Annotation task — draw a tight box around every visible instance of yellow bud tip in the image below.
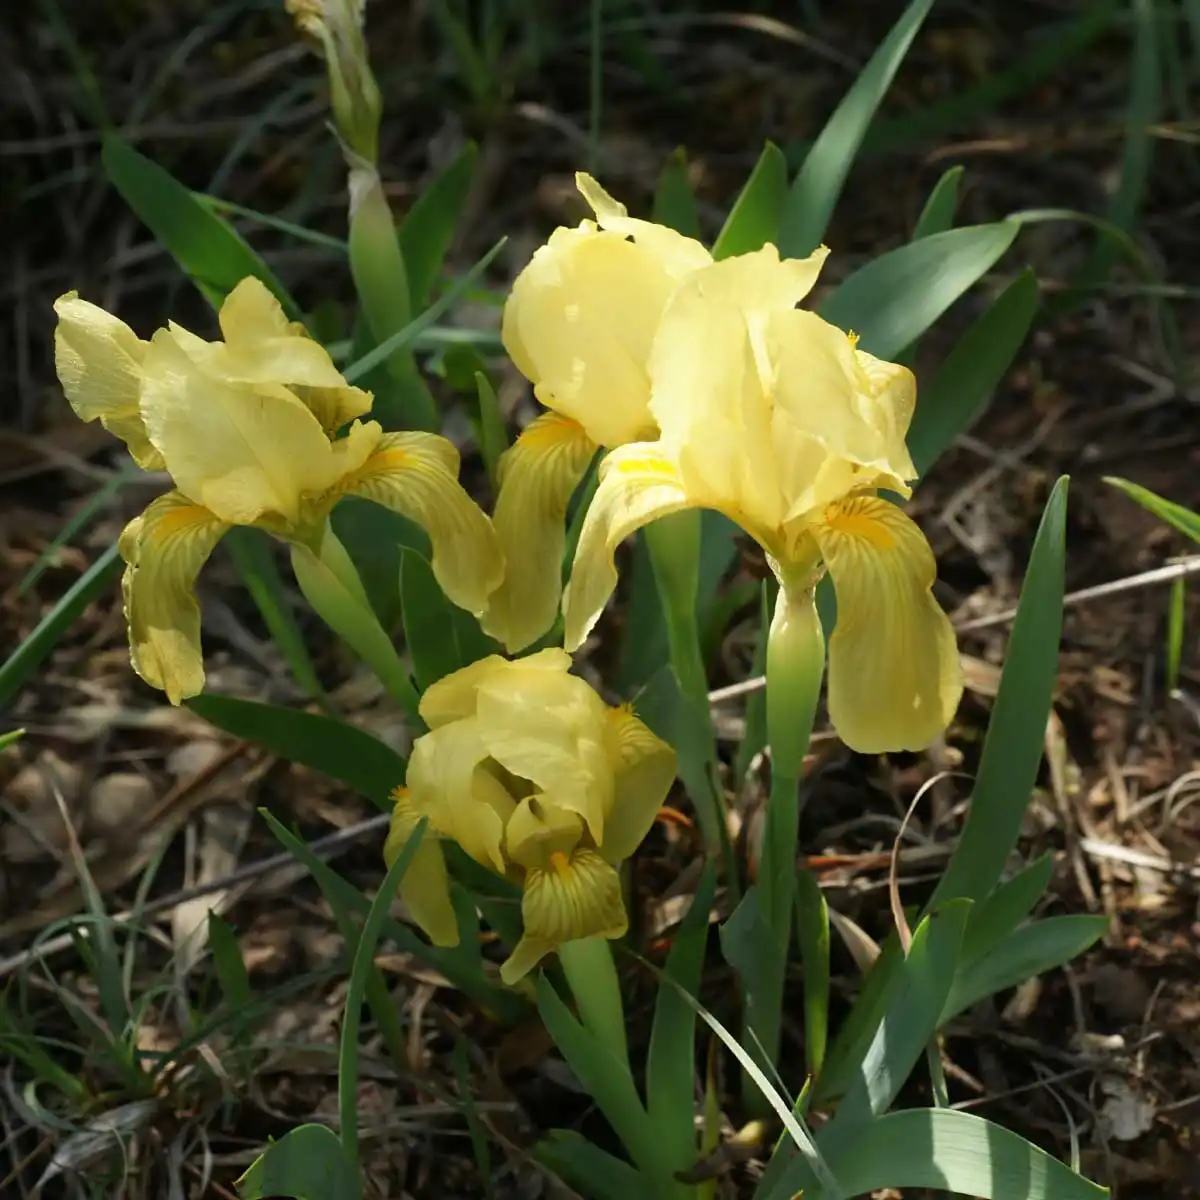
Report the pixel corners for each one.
[549,850,573,880]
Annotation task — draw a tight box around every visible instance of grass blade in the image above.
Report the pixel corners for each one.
[0,543,121,710]
[820,222,1018,359]
[778,0,935,257]
[912,166,964,240]
[930,478,1069,910]
[713,142,788,260]
[653,147,702,238]
[188,693,406,810]
[907,268,1040,477]
[102,135,295,314]
[1105,477,1200,543]
[646,866,715,1176]
[223,528,328,708]
[338,819,426,1186]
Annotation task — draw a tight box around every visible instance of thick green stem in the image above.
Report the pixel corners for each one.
[750,587,825,1076]
[558,936,629,1068]
[644,513,733,878]
[291,526,422,723]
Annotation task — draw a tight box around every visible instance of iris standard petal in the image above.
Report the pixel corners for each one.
[504,795,586,871]
[384,788,459,947]
[500,848,627,984]
[813,495,963,753]
[474,665,614,843]
[405,719,513,873]
[648,284,783,531]
[501,223,674,447]
[562,443,695,652]
[479,414,597,653]
[118,491,229,704]
[53,293,163,470]
[338,431,503,616]
[418,648,572,729]
[575,173,712,279]
[213,278,373,433]
[140,331,346,524]
[599,705,676,864]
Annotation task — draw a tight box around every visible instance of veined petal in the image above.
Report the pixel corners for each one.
[500,848,627,984]
[600,705,676,864]
[339,431,503,616]
[649,283,784,531]
[140,331,347,524]
[475,665,614,843]
[419,648,572,729]
[575,173,712,279]
[480,414,597,653]
[118,491,229,704]
[53,293,163,470]
[384,788,458,947]
[562,443,695,652]
[406,718,515,873]
[813,495,963,753]
[502,223,672,447]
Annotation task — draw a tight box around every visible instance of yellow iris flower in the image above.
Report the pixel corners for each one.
[53,277,502,704]
[383,649,675,983]
[481,173,723,653]
[559,249,963,754]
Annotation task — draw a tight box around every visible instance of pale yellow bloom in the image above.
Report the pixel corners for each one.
[561,254,963,754]
[54,277,502,704]
[482,173,723,654]
[383,649,675,983]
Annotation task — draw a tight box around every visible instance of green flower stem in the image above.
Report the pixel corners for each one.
[644,512,733,875]
[755,587,825,1072]
[348,165,439,432]
[291,526,422,723]
[558,936,629,1069]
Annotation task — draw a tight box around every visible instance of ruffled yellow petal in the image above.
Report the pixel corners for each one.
[213,277,372,434]
[682,244,829,385]
[500,848,627,984]
[600,705,676,864]
[501,223,672,447]
[575,173,712,279]
[384,788,458,947]
[812,495,963,753]
[767,310,916,515]
[479,414,598,653]
[562,443,695,652]
[140,330,355,525]
[474,663,614,843]
[418,648,571,729]
[406,718,514,872]
[339,431,503,616]
[648,282,783,532]
[118,491,229,704]
[53,293,163,470]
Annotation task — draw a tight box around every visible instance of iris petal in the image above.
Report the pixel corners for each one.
[562,443,694,651]
[118,491,229,704]
[480,414,597,653]
[813,495,962,752]
[53,293,162,470]
[384,788,458,947]
[340,431,503,616]
[500,848,627,983]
